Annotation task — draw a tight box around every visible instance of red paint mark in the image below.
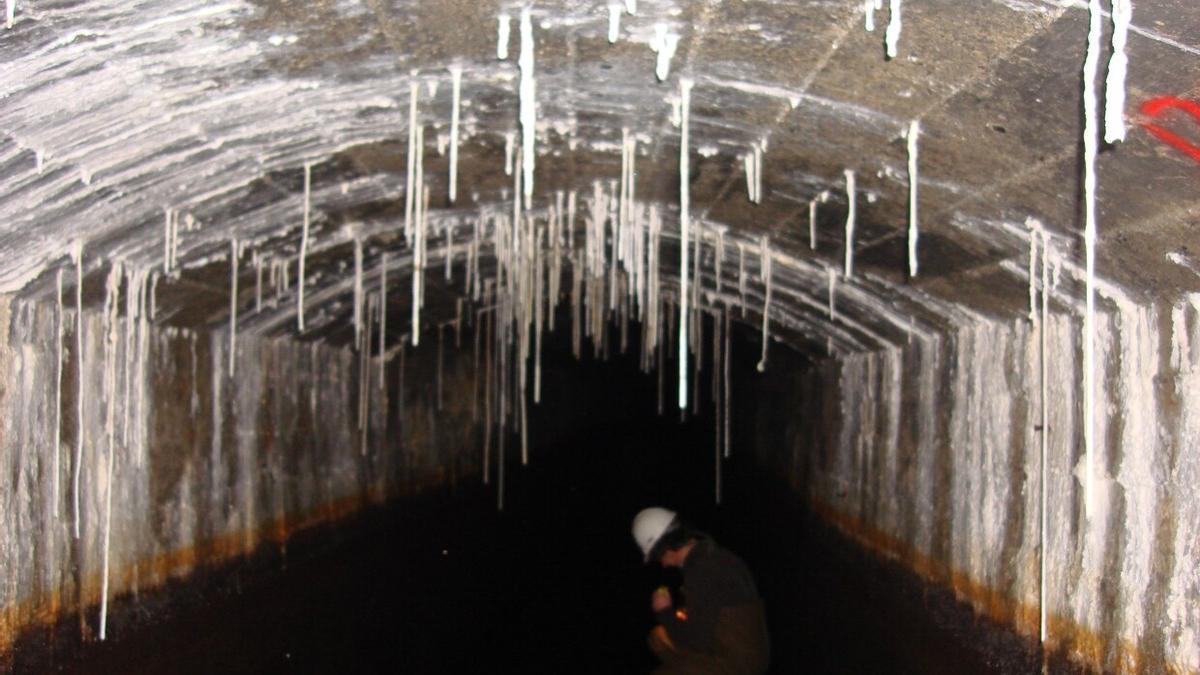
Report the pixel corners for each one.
[1140,96,1200,164]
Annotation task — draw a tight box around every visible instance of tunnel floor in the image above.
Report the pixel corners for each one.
[18,338,1048,674]
[23,442,1045,673]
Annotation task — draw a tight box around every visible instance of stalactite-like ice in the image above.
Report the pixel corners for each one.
[608,4,621,43]
[53,269,64,510]
[844,169,857,279]
[298,161,312,330]
[353,238,363,344]
[405,78,419,245]
[1082,0,1102,517]
[864,0,879,32]
[1027,218,1042,321]
[449,65,463,203]
[907,120,920,277]
[497,13,511,60]
[678,77,693,410]
[379,252,388,388]
[809,198,818,250]
[757,236,772,373]
[72,242,84,540]
[1039,227,1051,645]
[885,0,902,59]
[6,0,15,28]
[827,266,838,320]
[651,23,680,82]
[229,239,239,377]
[1104,0,1132,143]
[519,8,536,208]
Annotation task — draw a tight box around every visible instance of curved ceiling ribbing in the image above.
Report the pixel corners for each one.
[3,0,1200,355]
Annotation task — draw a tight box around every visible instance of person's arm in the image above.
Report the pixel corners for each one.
[654,571,724,650]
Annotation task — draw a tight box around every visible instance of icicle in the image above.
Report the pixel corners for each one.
[1104,0,1132,143]
[449,65,463,203]
[723,306,731,458]
[608,4,621,43]
[745,142,763,203]
[714,311,722,505]
[743,154,754,203]
[737,243,747,314]
[71,245,84,540]
[808,199,818,250]
[404,77,419,245]
[1027,218,1042,321]
[885,0,902,59]
[353,238,364,344]
[497,13,511,60]
[298,161,312,330]
[907,120,920,277]
[1039,227,1051,645]
[843,169,856,279]
[53,269,64,510]
[757,236,772,373]
[651,24,680,82]
[379,252,388,388]
[625,0,636,14]
[162,208,173,273]
[827,266,838,320]
[1082,0,1101,518]
[519,7,536,208]
[678,78,693,410]
[229,239,238,377]
[504,131,515,176]
[864,0,880,32]
[413,131,425,349]
[253,256,263,313]
[5,0,13,28]
[98,262,122,641]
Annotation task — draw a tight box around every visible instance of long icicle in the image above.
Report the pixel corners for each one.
[1104,0,1132,143]
[72,242,84,539]
[404,76,419,245]
[379,252,388,388]
[678,77,693,410]
[843,169,856,279]
[723,305,731,459]
[98,263,122,641]
[229,239,238,377]
[1082,0,1101,518]
[757,236,772,372]
[885,0,902,59]
[53,269,64,511]
[1039,228,1051,645]
[497,13,511,60]
[298,161,312,330]
[449,65,463,202]
[907,120,920,277]
[519,7,536,209]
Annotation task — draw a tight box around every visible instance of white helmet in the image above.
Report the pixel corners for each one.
[632,507,678,562]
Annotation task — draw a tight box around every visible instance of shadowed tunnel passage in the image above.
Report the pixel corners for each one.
[15,328,1043,674]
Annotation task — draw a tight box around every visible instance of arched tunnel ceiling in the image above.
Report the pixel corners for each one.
[3,0,1200,355]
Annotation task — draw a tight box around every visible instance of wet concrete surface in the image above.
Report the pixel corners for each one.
[13,340,1056,674]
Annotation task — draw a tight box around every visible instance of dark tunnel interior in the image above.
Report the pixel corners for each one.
[13,322,1051,674]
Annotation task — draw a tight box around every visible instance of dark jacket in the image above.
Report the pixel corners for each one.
[649,538,770,675]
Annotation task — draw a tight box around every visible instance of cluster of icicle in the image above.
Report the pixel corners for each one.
[35,0,1140,644]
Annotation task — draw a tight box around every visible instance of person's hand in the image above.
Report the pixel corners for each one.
[651,586,672,612]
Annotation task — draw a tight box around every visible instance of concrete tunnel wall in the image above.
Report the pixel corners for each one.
[745,300,1200,674]
[0,294,481,652]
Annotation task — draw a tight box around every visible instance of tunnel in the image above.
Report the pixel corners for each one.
[1,0,1198,672]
